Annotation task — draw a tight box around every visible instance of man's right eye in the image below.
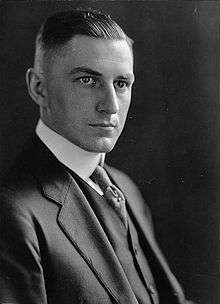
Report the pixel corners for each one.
[78,77,96,85]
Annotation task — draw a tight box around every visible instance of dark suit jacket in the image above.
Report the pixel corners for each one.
[0,135,190,304]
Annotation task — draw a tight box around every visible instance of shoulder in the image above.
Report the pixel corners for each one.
[0,146,41,209]
[0,134,60,208]
[0,137,56,223]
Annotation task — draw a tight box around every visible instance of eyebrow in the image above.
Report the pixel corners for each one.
[69,66,135,81]
[69,66,102,77]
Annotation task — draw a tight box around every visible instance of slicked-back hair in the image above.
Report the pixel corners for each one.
[34,8,133,72]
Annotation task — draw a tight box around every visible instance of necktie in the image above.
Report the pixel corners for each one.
[91,165,128,228]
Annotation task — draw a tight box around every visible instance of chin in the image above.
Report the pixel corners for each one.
[84,138,117,154]
[87,145,115,154]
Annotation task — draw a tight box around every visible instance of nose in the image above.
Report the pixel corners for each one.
[96,85,119,114]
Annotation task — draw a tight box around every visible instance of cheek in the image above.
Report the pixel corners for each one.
[68,88,96,111]
[119,95,131,116]
[49,88,80,115]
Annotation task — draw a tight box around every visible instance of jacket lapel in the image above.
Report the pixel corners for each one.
[27,136,138,304]
[56,178,138,304]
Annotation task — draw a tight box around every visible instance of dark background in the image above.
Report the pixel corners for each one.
[0,1,219,303]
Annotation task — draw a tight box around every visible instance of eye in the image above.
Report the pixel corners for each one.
[114,80,129,90]
[79,77,96,85]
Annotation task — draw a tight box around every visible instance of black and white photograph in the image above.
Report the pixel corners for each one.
[0,1,218,303]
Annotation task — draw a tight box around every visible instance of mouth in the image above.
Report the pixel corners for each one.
[89,122,117,129]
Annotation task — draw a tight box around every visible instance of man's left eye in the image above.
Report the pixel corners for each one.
[114,80,128,89]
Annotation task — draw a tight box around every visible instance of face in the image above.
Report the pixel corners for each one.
[43,35,134,153]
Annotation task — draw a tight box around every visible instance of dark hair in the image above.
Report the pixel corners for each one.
[36,8,133,51]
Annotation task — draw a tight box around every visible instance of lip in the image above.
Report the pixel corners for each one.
[89,122,117,128]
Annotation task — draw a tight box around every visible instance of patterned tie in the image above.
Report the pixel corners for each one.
[91,165,128,228]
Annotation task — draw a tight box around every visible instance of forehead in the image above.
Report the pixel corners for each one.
[49,35,133,76]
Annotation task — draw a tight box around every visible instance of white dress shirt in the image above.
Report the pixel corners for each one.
[36,119,104,195]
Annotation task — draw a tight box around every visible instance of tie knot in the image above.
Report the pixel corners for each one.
[91,165,113,192]
[92,165,125,204]
[91,165,127,228]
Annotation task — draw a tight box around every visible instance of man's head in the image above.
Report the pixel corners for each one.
[26,8,134,153]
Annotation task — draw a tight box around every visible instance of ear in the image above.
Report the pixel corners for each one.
[26,68,48,107]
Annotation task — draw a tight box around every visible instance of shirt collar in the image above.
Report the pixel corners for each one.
[35,119,105,181]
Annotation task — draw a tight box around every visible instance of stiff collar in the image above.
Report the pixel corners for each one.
[36,119,105,182]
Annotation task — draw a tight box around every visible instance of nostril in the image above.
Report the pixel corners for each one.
[96,99,119,115]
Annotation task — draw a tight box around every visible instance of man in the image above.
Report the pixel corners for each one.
[0,8,194,304]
